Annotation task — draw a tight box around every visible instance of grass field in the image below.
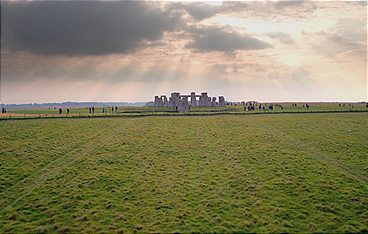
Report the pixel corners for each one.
[0,113,367,232]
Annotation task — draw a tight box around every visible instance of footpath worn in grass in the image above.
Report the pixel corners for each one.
[0,113,367,232]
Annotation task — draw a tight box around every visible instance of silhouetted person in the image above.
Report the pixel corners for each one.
[112,107,114,113]
[1,108,4,114]
[92,106,95,114]
[306,104,310,109]
[102,107,105,113]
[58,108,62,114]
[67,108,70,114]
[244,106,246,111]
[115,106,118,112]
[339,103,341,107]
[89,107,92,113]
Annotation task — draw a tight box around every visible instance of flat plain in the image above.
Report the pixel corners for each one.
[0,113,367,233]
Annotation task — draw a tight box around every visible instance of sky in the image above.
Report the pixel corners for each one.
[1,1,367,104]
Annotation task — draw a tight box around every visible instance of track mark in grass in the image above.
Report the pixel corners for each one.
[257,121,368,186]
[0,121,130,211]
[0,129,104,195]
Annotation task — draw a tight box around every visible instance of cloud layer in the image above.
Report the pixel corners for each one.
[1,1,181,56]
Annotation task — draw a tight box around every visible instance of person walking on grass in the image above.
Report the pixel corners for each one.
[59,108,62,114]
[92,106,95,114]
[67,109,70,114]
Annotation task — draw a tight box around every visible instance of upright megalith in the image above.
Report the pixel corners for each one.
[169,92,180,108]
[190,92,197,107]
[162,95,168,107]
[178,96,190,113]
[218,96,225,106]
[211,97,217,107]
[199,92,209,107]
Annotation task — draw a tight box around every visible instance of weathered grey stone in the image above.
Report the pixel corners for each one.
[190,92,197,107]
[169,92,180,108]
[218,96,225,106]
[211,97,217,107]
[178,96,190,113]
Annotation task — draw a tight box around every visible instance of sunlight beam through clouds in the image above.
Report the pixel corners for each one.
[1,1,367,103]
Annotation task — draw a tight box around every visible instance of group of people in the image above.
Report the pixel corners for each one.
[244,103,275,111]
[1,108,7,114]
[57,108,70,114]
[89,106,119,114]
[102,106,118,114]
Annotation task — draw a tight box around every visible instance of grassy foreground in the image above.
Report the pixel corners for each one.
[0,113,367,232]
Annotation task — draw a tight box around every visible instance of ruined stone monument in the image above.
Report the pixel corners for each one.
[154,92,225,112]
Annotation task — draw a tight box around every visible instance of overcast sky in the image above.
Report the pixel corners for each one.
[1,1,367,104]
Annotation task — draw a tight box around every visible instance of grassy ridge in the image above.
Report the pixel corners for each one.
[0,113,367,232]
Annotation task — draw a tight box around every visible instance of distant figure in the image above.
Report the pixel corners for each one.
[343,103,345,107]
[92,106,95,114]
[281,106,284,110]
[58,108,62,114]
[1,108,4,114]
[339,103,341,107]
[262,106,265,111]
[112,107,114,113]
[102,107,105,113]
[259,105,262,110]
[351,105,354,110]
[89,107,92,113]
[67,108,70,114]
[306,104,310,110]
[303,104,305,108]
[366,103,368,108]
[244,106,246,111]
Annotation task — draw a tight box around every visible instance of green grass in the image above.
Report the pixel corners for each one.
[0,113,367,232]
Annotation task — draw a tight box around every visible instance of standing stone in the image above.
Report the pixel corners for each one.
[199,92,209,107]
[154,96,159,107]
[211,97,217,107]
[218,96,225,106]
[178,97,190,113]
[190,92,197,107]
[161,95,168,107]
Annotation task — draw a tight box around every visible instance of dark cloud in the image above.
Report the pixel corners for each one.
[186,26,272,53]
[1,1,182,56]
[265,32,294,44]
